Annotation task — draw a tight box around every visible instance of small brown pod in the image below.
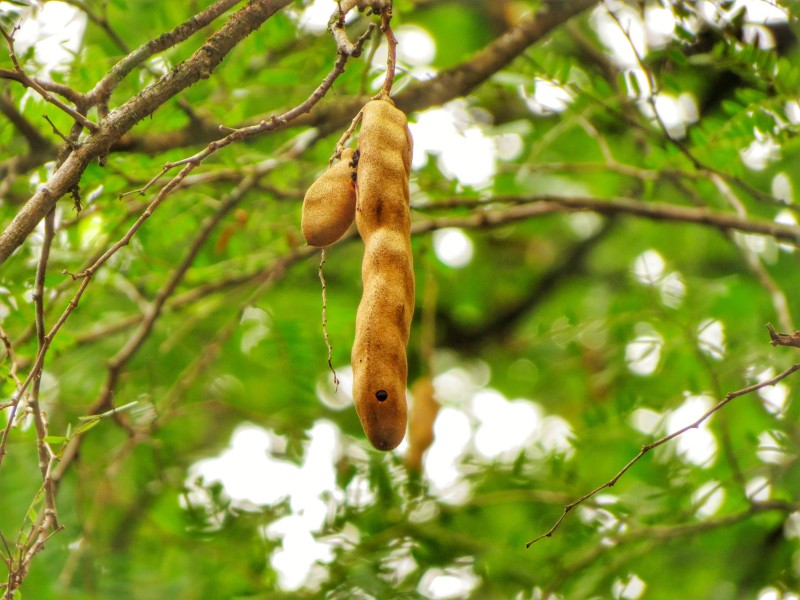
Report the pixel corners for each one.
[351,98,415,451]
[405,376,439,471]
[301,147,357,247]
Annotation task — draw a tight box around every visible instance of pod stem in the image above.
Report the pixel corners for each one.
[319,248,340,390]
[331,3,396,164]
[331,109,364,165]
[378,5,397,99]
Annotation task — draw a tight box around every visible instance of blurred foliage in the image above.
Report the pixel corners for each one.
[1,0,800,598]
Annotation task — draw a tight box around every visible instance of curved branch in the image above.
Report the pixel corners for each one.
[527,362,800,546]
[0,0,293,265]
[0,70,86,106]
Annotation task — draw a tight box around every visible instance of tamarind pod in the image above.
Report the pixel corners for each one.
[405,376,439,471]
[301,147,357,247]
[352,98,414,451]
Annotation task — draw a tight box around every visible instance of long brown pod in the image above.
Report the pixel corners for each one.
[351,97,414,450]
[301,147,357,247]
[405,376,439,470]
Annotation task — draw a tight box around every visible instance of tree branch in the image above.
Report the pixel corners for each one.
[412,195,800,245]
[0,0,292,265]
[86,0,243,117]
[33,39,365,488]
[123,21,373,203]
[767,323,800,349]
[94,174,261,416]
[55,192,800,355]
[527,361,800,546]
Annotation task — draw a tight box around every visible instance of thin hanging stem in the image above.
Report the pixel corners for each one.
[319,248,339,389]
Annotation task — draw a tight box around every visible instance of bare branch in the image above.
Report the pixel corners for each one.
[57,192,800,355]
[0,0,293,265]
[411,195,800,245]
[42,114,79,148]
[0,68,86,106]
[87,0,244,116]
[93,173,261,415]
[527,361,800,546]
[121,24,372,203]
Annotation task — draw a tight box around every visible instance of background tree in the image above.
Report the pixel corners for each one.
[1,0,800,598]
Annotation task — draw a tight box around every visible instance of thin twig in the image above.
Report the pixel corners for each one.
[0,25,96,131]
[410,195,800,245]
[42,115,80,148]
[2,37,366,418]
[0,67,86,105]
[93,173,261,416]
[86,0,243,116]
[332,109,365,163]
[767,323,800,349]
[527,361,800,546]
